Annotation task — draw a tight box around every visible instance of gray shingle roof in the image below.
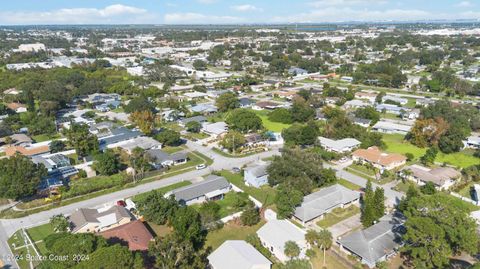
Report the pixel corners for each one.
[69,205,131,232]
[147,149,188,164]
[245,163,269,178]
[165,175,230,203]
[294,184,360,223]
[208,240,272,269]
[338,214,404,266]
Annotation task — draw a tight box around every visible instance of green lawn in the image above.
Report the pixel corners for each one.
[383,134,478,168]
[205,220,265,250]
[215,192,249,217]
[26,223,54,242]
[338,178,362,191]
[393,180,412,193]
[251,110,291,132]
[32,133,61,142]
[347,163,376,176]
[311,249,353,269]
[220,171,277,206]
[161,146,184,154]
[316,205,360,228]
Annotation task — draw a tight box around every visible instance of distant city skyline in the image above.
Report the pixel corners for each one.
[0,0,479,25]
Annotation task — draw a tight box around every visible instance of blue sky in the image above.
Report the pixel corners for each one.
[0,0,478,25]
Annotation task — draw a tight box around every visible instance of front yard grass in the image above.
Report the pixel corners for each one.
[205,220,265,250]
[338,178,362,191]
[32,133,61,142]
[316,205,360,228]
[347,163,376,176]
[393,180,412,193]
[311,248,353,269]
[219,170,277,206]
[26,223,54,242]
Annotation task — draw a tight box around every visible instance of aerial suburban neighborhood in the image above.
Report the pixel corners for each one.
[1,1,480,269]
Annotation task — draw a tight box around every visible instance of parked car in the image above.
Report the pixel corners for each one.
[116,200,126,207]
[232,167,241,173]
[196,164,207,170]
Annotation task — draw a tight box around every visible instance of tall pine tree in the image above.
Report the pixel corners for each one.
[361,180,376,227]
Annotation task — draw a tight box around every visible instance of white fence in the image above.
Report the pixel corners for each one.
[451,192,480,206]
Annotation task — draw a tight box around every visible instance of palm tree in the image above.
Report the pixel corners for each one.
[284,240,300,260]
[305,230,319,248]
[318,229,333,267]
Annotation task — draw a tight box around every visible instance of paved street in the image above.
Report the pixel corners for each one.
[0,142,280,268]
[0,142,403,268]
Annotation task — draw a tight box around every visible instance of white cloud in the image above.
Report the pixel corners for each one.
[456,1,473,7]
[0,4,153,25]
[197,0,217,4]
[231,4,263,12]
[164,12,245,24]
[270,8,450,23]
[309,0,387,8]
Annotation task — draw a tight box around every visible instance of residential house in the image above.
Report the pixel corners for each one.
[318,137,361,153]
[400,165,461,190]
[190,103,218,114]
[294,184,360,225]
[351,117,372,128]
[352,146,407,171]
[338,214,405,268]
[256,219,308,262]
[69,205,132,233]
[371,121,412,135]
[33,154,78,194]
[208,240,272,269]
[343,100,371,110]
[147,149,188,169]
[382,95,408,105]
[164,175,231,205]
[179,115,207,127]
[288,67,308,76]
[244,162,269,188]
[375,104,405,115]
[98,127,142,150]
[465,135,480,149]
[99,220,153,251]
[239,97,255,108]
[4,143,50,157]
[401,109,420,120]
[245,133,267,147]
[355,91,377,104]
[253,101,283,111]
[7,102,27,113]
[202,122,228,138]
[0,134,32,147]
[110,136,162,154]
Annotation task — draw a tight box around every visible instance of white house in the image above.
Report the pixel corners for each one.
[256,220,308,263]
[318,137,361,153]
[208,240,272,269]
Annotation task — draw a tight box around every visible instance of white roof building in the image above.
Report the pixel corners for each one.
[318,137,361,153]
[208,240,272,269]
[256,220,308,262]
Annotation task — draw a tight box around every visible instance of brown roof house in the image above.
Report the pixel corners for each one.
[6,102,27,113]
[400,164,461,190]
[4,144,50,157]
[352,147,406,172]
[99,220,153,251]
[69,205,132,233]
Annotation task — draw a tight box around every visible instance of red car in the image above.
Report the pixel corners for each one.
[116,200,126,207]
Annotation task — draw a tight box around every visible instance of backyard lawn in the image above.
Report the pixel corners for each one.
[316,205,360,228]
[251,110,291,132]
[32,133,61,142]
[220,171,277,206]
[311,248,353,269]
[205,220,265,250]
[383,133,479,168]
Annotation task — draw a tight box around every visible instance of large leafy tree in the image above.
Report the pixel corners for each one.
[129,110,156,135]
[65,123,98,158]
[170,206,204,247]
[215,92,239,112]
[267,147,333,191]
[148,233,209,269]
[94,150,121,176]
[136,191,179,225]
[275,184,303,219]
[77,245,144,269]
[0,154,47,199]
[219,131,246,153]
[284,241,301,259]
[226,109,263,133]
[400,192,479,268]
[155,129,181,146]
